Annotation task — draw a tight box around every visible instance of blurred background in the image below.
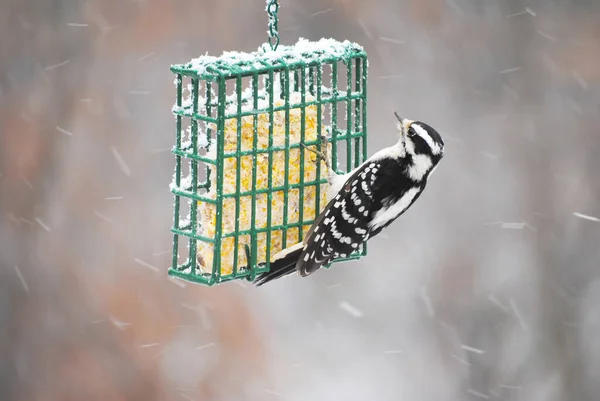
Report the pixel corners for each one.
[1,0,600,400]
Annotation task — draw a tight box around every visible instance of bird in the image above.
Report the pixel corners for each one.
[253,112,445,286]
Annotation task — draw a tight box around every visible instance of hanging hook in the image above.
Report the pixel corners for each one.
[266,0,280,51]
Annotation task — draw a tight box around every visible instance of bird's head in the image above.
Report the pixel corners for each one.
[394,112,444,160]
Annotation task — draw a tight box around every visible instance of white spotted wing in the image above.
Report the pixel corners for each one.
[296,161,384,276]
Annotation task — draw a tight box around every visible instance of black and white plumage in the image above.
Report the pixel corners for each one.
[253,114,444,286]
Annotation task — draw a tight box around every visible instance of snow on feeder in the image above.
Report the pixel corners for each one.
[169,0,368,285]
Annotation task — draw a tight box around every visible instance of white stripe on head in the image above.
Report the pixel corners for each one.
[412,123,442,155]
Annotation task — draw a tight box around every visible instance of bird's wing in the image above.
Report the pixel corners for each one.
[296,160,384,277]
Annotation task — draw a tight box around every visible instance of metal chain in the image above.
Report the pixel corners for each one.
[266,0,280,51]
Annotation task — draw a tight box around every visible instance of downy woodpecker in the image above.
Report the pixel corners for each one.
[254,113,444,285]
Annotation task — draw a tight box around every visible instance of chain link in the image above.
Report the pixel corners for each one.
[266,0,280,51]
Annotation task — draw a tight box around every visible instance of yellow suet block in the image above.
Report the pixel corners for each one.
[197,93,331,275]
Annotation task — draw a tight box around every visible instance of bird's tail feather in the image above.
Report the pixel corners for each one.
[253,243,304,286]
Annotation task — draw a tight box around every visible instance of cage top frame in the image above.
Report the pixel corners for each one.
[170,38,366,80]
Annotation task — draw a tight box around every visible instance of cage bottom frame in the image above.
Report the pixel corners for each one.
[168,243,366,286]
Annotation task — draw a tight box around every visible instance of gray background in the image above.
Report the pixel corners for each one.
[1,0,600,400]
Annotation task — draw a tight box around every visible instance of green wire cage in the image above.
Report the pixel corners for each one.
[168,1,368,286]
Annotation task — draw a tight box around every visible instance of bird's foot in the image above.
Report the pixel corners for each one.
[301,136,331,170]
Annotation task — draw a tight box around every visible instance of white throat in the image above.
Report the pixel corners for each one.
[407,154,433,181]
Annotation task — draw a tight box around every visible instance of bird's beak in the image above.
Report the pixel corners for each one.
[394,111,404,137]
[394,111,411,150]
[393,111,413,135]
[394,111,403,124]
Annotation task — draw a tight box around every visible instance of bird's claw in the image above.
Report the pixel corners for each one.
[301,137,331,170]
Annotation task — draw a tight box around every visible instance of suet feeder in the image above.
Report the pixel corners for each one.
[169,0,368,285]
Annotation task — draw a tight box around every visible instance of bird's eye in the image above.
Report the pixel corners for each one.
[407,128,416,138]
